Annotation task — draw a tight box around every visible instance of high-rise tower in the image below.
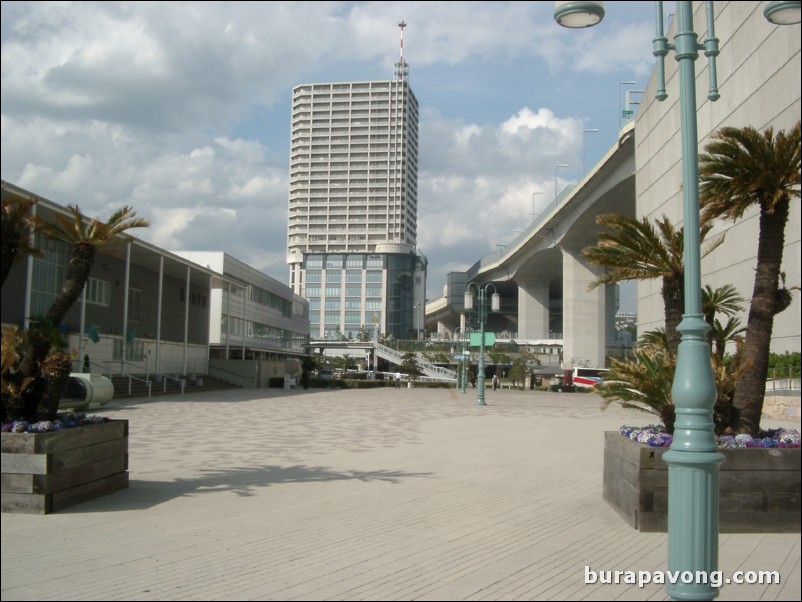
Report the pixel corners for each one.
[286,23,425,341]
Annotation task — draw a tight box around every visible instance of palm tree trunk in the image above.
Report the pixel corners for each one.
[45,242,94,327]
[733,203,789,435]
[1,217,21,287]
[662,275,684,357]
[14,242,96,421]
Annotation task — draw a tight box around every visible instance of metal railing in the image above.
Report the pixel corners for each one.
[374,342,456,380]
[125,374,152,398]
[161,374,186,395]
[103,359,151,379]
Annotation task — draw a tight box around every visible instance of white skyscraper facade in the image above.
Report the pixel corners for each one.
[286,77,426,341]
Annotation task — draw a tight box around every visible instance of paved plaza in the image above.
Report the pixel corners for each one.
[2,386,800,601]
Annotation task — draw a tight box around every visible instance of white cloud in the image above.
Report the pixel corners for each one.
[2,0,656,295]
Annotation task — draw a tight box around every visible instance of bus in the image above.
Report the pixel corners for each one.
[550,367,608,392]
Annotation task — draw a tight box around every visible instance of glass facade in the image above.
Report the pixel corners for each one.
[303,251,424,340]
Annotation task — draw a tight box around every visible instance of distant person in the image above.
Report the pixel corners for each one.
[83,354,90,372]
[492,375,499,390]
[395,371,402,389]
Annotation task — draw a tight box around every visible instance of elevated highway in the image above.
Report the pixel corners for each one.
[425,123,636,369]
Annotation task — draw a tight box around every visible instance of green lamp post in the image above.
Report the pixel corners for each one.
[555,1,800,600]
[464,282,500,406]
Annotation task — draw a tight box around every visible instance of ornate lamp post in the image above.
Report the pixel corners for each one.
[464,282,500,406]
[555,2,799,600]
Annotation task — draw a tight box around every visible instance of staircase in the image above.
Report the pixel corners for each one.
[374,343,456,381]
[110,374,239,399]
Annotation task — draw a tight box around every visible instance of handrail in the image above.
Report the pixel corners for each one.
[104,359,150,379]
[374,342,456,380]
[161,374,186,395]
[125,374,152,398]
[208,364,257,388]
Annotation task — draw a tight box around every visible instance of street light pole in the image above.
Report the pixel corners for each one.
[554,163,569,201]
[618,80,637,128]
[465,282,500,406]
[554,1,800,599]
[532,191,544,222]
[654,7,725,598]
[582,128,599,176]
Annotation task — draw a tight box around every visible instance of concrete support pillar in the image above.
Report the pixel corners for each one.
[517,279,550,339]
[562,249,606,368]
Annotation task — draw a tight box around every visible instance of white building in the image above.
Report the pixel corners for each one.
[174,251,310,387]
[285,75,426,341]
[1,181,311,388]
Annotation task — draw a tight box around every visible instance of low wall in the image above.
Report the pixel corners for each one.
[603,431,801,533]
[762,394,801,422]
[1,420,129,514]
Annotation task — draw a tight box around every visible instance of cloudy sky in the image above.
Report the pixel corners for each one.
[1,1,664,310]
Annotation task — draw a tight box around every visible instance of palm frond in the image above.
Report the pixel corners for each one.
[700,121,801,223]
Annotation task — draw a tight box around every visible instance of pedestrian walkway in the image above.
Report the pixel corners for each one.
[2,387,799,601]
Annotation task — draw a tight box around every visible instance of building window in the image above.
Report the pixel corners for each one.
[346,255,364,268]
[30,237,67,318]
[86,277,111,307]
[128,288,143,322]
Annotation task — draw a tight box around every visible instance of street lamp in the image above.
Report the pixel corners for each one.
[617,80,637,128]
[554,163,569,201]
[555,2,799,600]
[764,1,801,24]
[464,282,500,406]
[582,128,599,176]
[532,191,544,222]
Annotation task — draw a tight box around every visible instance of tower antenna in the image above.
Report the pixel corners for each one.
[394,21,409,81]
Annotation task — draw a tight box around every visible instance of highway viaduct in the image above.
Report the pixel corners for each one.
[425,123,636,370]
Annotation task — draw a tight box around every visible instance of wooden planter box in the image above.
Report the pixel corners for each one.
[1,420,128,514]
[603,431,801,532]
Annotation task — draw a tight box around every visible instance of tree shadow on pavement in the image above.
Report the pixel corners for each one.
[65,465,434,512]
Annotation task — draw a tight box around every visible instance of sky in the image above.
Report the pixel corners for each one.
[1,1,668,312]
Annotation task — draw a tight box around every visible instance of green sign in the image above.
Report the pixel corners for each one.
[469,332,496,347]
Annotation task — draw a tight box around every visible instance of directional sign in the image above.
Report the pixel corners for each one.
[469,332,496,347]
[452,354,467,360]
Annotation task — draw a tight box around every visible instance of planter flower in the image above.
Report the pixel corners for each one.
[618,424,801,449]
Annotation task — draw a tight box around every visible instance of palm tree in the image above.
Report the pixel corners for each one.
[6,204,149,422]
[583,214,722,357]
[699,121,801,436]
[599,326,747,435]
[702,284,746,361]
[1,192,44,287]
